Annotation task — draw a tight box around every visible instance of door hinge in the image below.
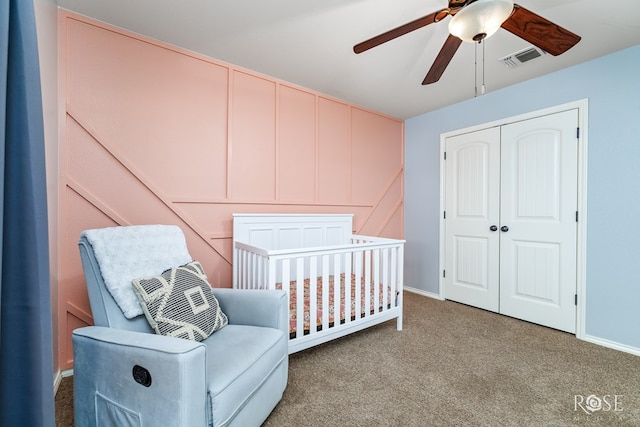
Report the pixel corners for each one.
[576,211,579,222]
[444,152,447,160]
[575,294,578,305]
[443,211,446,219]
[576,127,580,139]
[443,270,446,278]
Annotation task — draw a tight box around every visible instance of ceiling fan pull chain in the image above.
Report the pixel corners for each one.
[474,40,478,97]
[474,39,487,97]
[481,39,486,95]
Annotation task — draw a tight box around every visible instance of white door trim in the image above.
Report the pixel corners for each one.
[438,99,588,340]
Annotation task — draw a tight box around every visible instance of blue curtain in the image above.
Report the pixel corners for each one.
[0,0,55,425]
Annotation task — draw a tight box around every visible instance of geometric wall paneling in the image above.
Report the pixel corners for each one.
[230,71,277,201]
[278,85,317,202]
[59,11,403,369]
[318,97,350,204]
[357,171,404,238]
[350,107,404,204]
[66,18,229,201]
[381,206,404,239]
[65,114,227,273]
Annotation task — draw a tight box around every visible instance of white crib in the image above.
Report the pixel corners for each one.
[233,214,405,354]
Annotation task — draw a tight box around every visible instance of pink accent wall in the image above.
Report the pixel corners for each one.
[57,11,404,369]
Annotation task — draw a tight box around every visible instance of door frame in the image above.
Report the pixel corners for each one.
[438,99,589,340]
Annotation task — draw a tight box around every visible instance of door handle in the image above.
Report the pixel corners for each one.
[490,225,498,232]
[500,225,509,232]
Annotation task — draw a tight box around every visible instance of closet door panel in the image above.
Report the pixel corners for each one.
[444,128,501,312]
[499,109,578,333]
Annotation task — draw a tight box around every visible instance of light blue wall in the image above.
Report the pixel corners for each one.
[405,44,640,349]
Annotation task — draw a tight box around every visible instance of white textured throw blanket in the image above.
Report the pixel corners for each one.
[82,225,192,319]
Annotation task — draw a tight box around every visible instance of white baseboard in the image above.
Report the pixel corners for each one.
[54,368,74,396]
[582,334,640,357]
[404,286,443,300]
[54,370,62,394]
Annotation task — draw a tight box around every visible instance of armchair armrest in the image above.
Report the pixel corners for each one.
[212,288,288,336]
[72,326,207,427]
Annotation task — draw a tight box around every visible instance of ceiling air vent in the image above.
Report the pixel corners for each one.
[499,46,546,68]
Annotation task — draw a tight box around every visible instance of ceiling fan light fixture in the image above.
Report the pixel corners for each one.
[448,0,514,42]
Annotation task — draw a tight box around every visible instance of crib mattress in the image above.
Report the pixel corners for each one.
[276,273,392,339]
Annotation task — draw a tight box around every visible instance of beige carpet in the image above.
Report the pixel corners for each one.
[56,292,640,426]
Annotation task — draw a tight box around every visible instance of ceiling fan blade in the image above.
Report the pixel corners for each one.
[354,11,439,54]
[422,34,462,85]
[501,4,581,56]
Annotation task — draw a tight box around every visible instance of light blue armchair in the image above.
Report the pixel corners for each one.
[72,225,288,427]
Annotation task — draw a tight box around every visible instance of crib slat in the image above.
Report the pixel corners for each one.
[262,256,267,289]
[309,256,318,336]
[280,258,291,337]
[239,249,246,289]
[235,249,241,289]
[354,250,362,320]
[245,250,252,289]
[382,248,389,310]
[390,246,397,307]
[233,248,238,288]
[258,253,264,289]
[321,254,330,331]
[333,253,341,330]
[248,252,255,289]
[245,251,251,289]
[344,253,351,324]
[268,256,276,290]
[295,257,304,339]
[373,248,380,314]
[364,249,372,317]
[397,244,404,293]
[253,252,259,289]
[396,244,404,330]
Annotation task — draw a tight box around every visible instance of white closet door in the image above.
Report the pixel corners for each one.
[444,127,501,312]
[499,109,578,333]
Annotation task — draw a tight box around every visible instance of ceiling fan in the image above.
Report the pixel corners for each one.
[353,0,581,85]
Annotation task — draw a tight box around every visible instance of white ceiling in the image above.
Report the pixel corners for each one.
[56,0,640,119]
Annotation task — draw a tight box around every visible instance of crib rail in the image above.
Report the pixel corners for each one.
[233,235,404,353]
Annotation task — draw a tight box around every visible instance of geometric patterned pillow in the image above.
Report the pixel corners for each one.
[131,261,228,341]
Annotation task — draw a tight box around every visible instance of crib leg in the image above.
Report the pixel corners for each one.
[396,291,403,331]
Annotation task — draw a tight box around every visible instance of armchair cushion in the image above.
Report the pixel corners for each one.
[132,261,228,342]
[202,324,287,426]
